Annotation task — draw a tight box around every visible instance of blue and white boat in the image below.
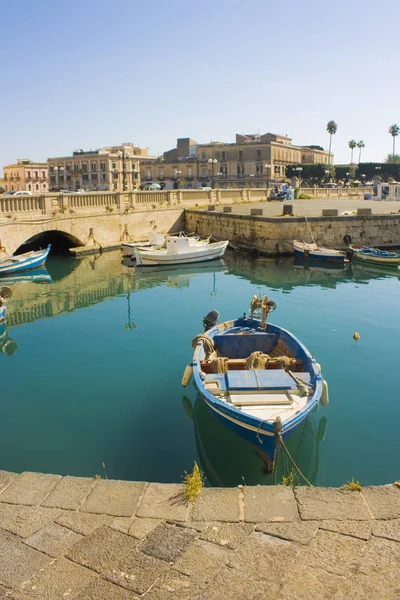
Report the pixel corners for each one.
[349,244,400,267]
[183,295,329,472]
[0,286,12,323]
[0,245,51,277]
[293,240,345,264]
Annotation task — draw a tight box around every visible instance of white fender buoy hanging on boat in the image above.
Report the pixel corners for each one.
[321,378,329,406]
[181,364,193,387]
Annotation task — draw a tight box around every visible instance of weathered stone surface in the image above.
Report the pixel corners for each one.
[0,504,63,538]
[202,566,280,600]
[66,526,138,573]
[295,487,371,521]
[136,483,189,521]
[0,541,50,588]
[42,476,95,510]
[75,577,140,599]
[362,485,400,519]
[201,522,254,549]
[81,480,146,517]
[332,572,400,600]
[172,540,231,586]
[0,528,22,555]
[0,584,11,599]
[192,488,241,522]
[373,518,400,542]
[256,521,319,545]
[0,472,61,506]
[17,557,96,599]
[111,517,135,535]
[56,511,112,535]
[141,523,197,563]
[104,549,168,594]
[280,563,345,600]
[129,517,163,540]
[357,536,400,581]
[320,519,372,540]
[300,529,367,577]
[244,486,299,523]
[139,570,203,600]
[0,471,16,494]
[25,522,83,557]
[228,532,299,581]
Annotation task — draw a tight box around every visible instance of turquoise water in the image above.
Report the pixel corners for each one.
[1,250,399,487]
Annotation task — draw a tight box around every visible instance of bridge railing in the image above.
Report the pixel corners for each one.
[0,195,45,215]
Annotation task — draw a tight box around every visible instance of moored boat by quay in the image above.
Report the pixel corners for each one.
[293,240,345,263]
[0,245,51,276]
[134,236,229,267]
[348,244,400,267]
[182,295,329,473]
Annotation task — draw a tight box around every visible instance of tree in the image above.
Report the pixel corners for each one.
[385,154,400,164]
[357,141,365,164]
[326,120,337,163]
[285,163,335,184]
[389,124,400,160]
[348,140,357,164]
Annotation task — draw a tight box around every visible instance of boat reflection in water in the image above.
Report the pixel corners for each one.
[0,320,18,357]
[184,394,327,487]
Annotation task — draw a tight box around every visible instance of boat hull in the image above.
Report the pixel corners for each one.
[135,241,228,266]
[0,305,5,323]
[351,245,400,267]
[293,241,345,264]
[0,246,51,276]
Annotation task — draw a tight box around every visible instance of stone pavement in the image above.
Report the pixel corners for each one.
[0,471,399,599]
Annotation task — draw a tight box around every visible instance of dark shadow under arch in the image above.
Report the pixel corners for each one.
[14,230,83,255]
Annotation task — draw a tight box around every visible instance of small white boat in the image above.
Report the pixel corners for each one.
[134,236,229,266]
[122,232,166,258]
[293,240,345,264]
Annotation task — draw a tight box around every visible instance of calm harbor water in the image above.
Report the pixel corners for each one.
[1,249,399,487]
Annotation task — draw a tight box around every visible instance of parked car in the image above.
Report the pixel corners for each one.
[198,186,212,191]
[13,191,32,196]
[1,191,15,196]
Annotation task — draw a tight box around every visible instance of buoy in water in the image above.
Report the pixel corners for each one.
[181,364,193,387]
[321,378,329,406]
[353,332,360,340]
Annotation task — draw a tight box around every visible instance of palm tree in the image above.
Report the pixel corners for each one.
[326,121,337,163]
[389,124,400,159]
[348,140,357,164]
[357,140,365,164]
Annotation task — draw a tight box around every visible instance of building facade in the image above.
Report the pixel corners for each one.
[3,159,48,193]
[140,133,332,189]
[48,143,155,192]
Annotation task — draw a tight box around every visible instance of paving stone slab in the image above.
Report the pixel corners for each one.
[0,471,16,495]
[200,522,254,549]
[0,504,63,538]
[372,518,400,542]
[0,472,61,506]
[56,512,113,535]
[320,519,372,540]
[172,539,232,587]
[81,480,146,517]
[299,529,367,577]
[201,566,280,600]
[192,488,241,522]
[66,525,138,573]
[111,517,135,535]
[17,557,96,599]
[280,563,346,600]
[244,486,299,523]
[332,572,400,600]
[256,521,319,545]
[104,549,169,594]
[294,487,371,521]
[228,531,299,582]
[0,528,22,555]
[139,570,203,600]
[41,476,95,510]
[141,523,198,563]
[75,577,140,599]
[128,517,164,540]
[24,522,83,557]
[136,483,189,521]
[0,541,51,588]
[357,536,400,581]
[361,485,400,519]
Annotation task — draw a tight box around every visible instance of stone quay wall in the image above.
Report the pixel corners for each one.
[185,210,400,254]
[0,470,399,598]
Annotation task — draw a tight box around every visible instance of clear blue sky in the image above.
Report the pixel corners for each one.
[1,0,399,168]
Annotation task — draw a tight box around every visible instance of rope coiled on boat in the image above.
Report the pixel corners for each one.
[191,334,215,360]
[245,351,270,370]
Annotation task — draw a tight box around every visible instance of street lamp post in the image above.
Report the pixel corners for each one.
[264,163,272,189]
[294,166,303,187]
[53,166,64,191]
[117,150,131,191]
[208,158,217,188]
[324,169,330,186]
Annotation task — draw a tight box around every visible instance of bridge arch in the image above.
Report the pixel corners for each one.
[14,230,84,255]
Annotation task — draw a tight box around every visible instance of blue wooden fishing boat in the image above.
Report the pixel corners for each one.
[349,244,400,267]
[0,245,51,277]
[293,240,345,263]
[182,295,329,472]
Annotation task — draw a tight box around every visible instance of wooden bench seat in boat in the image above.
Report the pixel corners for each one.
[203,370,311,394]
[200,358,304,373]
[213,332,279,359]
